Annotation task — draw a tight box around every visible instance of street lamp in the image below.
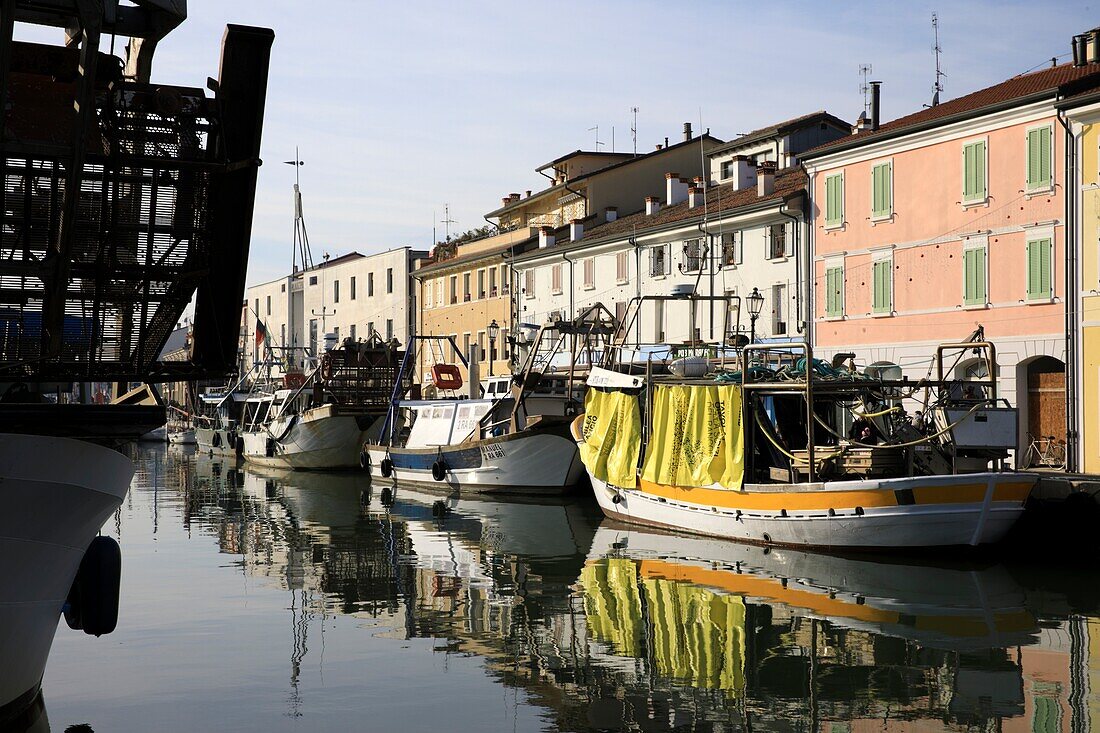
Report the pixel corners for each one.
[747,287,765,345]
[487,319,500,376]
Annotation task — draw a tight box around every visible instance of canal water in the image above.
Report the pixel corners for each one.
[33,445,1100,732]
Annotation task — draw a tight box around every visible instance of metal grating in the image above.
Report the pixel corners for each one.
[0,78,222,380]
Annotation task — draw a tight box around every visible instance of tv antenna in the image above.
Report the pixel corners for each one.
[630,107,639,156]
[440,204,456,241]
[858,64,873,117]
[930,12,945,106]
[588,125,603,150]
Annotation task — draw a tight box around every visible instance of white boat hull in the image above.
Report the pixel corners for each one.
[585,472,1033,549]
[364,431,584,495]
[196,427,238,457]
[167,428,196,445]
[242,407,365,470]
[0,434,133,722]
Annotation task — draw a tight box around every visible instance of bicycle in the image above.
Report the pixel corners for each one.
[1019,432,1067,470]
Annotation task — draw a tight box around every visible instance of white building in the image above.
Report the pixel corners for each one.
[509,113,848,350]
[243,247,427,374]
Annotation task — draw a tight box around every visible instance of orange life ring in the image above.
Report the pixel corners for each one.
[431,363,463,391]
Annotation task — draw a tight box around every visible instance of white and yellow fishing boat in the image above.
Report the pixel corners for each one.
[571,297,1036,550]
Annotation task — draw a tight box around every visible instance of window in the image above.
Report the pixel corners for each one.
[721,232,742,266]
[463,332,471,355]
[333,326,339,341]
[254,298,259,318]
[309,276,318,285]
[333,279,340,303]
[385,319,393,340]
[500,265,509,294]
[386,267,394,294]
[350,276,357,300]
[649,245,670,276]
[682,239,703,272]
[616,252,629,283]
[720,160,733,180]
[872,257,893,314]
[654,299,665,342]
[309,318,318,354]
[962,139,987,204]
[424,279,433,308]
[368,272,375,296]
[871,161,893,219]
[1026,237,1053,301]
[281,283,286,292]
[767,224,786,259]
[772,283,787,335]
[489,268,498,297]
[266,295,271,315]
[824,172,844,227]
[825,263,844,318]
[463,273,471,301]
[1026,125,1053,192]
[280,324,285,347]
[551,264,563,294]
[367,320,375,336]
[524,269,536,298]
[477,269,486,299]
[478,330,486,359]
[448,276,457,304]
[583,258,595,289]
[963,244,987,306]
[350,324,357,341]
[615,301,628,336]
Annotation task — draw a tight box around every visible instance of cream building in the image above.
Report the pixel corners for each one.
[243,246,427,376]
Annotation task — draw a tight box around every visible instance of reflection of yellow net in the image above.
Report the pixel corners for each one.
[579,390,641,488]
[641,384,744,489]
[580,559,746,696]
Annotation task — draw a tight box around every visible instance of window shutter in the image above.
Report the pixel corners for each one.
[1039,238,1051,297]
[1039,127,1052,188]
[873,260,891,313]
[975,141,986,200]
[664,245,671,274]
[872,163,891,217]
[975,248,987,303]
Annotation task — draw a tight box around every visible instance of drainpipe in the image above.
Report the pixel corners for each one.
[1056,108,1079,471]
[778,192,804,338]
[631,233,642,347]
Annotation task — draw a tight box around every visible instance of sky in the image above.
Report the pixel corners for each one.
[14,0,1098,287]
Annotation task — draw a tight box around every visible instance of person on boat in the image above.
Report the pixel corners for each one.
[848,417,880,445]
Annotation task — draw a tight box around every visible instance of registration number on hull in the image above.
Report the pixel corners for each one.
[480,444,506,460]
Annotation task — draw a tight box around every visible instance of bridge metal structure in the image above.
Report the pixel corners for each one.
[0,1,273,383]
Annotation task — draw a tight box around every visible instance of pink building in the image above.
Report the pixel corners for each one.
[803,60,1100,463]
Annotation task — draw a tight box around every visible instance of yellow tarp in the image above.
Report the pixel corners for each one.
[640,384,744,489]
[579,388,641,489]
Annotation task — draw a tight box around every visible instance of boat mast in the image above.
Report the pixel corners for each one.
[285,150,314,371]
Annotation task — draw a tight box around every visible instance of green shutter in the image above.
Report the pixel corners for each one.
[872,163,892,218]
[964,248,986,305]
[825,266,843,317]
[825,174,843,226]
[1026,238,1052,300]
[872,260,891,313]
[1027,127,1052,191]
[963,141,986,202]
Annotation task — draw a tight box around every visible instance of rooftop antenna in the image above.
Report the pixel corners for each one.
[440,204,456,241]
[284,149,314,272]
[630,107,639,156]
[858,63,873,117]
[588,125,602,150]
[930,12,945,107]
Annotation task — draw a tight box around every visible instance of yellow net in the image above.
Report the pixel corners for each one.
[641,384,744,489]
[579,389,642,488]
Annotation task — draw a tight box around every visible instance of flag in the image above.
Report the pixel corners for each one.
[255,318,268,348]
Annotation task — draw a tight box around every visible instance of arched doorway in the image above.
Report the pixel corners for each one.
[1024,356,1066,444]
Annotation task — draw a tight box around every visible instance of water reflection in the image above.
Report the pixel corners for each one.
[33,448,1100,732]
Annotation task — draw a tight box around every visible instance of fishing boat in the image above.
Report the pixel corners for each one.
[240,335,404,470]
[571,293,1037,550]
[0,3,272,724]
[362,307,617,494]
[195,386,250,457]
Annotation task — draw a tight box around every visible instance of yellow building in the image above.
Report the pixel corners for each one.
[414,227,535,383]
[1064,82,1100,472]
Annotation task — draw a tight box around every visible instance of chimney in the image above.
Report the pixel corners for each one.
[502,196,511,206]
[717,156,757,189]
[688,186,705,209]
[869,81,881,131]
[756,162,776,197]
[509,192,521,202]
[525,189,532,198]
[570,219,584,241]
[683,122,693,141]
[538,226,555,248]
[665,172,689,206]
[1073,34,1088,66]
[1088,28,1100,64]
[604,206,618,222]
[645,196,661,216]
